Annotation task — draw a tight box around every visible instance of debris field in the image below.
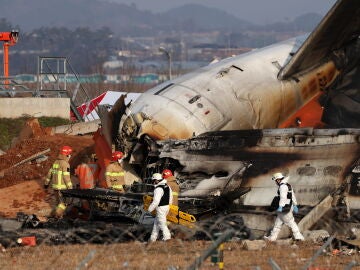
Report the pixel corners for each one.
[0,120,359,269]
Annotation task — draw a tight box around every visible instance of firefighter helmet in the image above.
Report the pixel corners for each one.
[162,169,173,179]
[112,151,123,161]
[272,172,285,181]
[152,173,163,182]
[60,145,73,156]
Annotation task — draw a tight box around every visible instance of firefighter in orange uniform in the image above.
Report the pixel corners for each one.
[105,151,125,192]
[75,154,99,189]
[162,169,180,206]
[44,145,73,219]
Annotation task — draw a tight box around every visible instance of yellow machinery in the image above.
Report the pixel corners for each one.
[143,195,196,228]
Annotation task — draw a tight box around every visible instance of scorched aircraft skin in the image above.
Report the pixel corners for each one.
[93,0,360,232]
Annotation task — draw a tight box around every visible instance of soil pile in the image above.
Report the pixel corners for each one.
[0,119,95,218]
[0,119,95,189]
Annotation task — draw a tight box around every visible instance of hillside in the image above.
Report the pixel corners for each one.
[160,4,253,31]
[1,0,321,34]
[1,0,249,34]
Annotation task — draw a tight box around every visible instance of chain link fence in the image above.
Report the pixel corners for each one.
[0,212,360,270]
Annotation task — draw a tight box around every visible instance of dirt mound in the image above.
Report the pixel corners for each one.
[14,118,51,142]
[0,118,95,219]
[0,133,94,189]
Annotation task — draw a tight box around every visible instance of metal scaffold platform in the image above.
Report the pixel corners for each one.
[1,56,99,122]
[36,56,98,121]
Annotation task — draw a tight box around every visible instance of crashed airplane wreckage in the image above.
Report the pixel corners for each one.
[62,127,360,237]
[64,0,360,237]
[152,128,360,232]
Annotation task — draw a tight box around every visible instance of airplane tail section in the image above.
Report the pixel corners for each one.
[279,0,360,80]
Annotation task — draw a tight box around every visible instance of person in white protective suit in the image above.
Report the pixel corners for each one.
[148,173,173,242]
[264,172,304,241]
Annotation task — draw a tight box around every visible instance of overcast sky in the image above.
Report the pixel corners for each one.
[105,0,337,24]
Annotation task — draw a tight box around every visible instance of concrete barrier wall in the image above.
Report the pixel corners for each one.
[0,98,70,119]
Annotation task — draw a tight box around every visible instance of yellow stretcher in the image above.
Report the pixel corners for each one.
[143,195,196,228]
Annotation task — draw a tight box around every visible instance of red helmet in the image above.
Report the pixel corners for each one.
[60,145,72,156]
[162,169,173,179]
[112,151,123,161]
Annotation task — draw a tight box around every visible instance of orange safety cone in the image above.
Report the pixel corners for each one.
[17,236,36,246]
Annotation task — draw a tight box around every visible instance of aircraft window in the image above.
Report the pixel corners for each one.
[323,166,342,176]
[297,166,316,176]
[154,83,174,95]
[349,173,360,196]
[214,171,228,177]
[188,95,201,104]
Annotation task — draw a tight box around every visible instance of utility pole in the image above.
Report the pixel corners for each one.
[159,46,172,80]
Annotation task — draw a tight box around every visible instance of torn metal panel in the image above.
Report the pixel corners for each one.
[321,62,360,127]
[279,0,360,79]
[297,194,333,232]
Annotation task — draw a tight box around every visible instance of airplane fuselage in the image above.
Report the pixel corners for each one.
[120,35,339,145]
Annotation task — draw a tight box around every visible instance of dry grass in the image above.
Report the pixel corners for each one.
[0,240,359,270]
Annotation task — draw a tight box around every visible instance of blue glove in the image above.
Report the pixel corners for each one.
[293,205,299,213]
[276,206,283,212]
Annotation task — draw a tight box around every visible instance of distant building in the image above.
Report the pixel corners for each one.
[103,60,124,70]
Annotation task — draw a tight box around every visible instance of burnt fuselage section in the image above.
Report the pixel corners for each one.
[153,128,359,209]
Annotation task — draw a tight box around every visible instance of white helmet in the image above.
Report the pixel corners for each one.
[272,172,285,181]
[152,173,163,181]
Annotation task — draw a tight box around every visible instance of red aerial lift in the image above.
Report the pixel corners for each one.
[0,30,19,85]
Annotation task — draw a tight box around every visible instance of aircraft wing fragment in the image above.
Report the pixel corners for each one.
[279,0,360,80]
